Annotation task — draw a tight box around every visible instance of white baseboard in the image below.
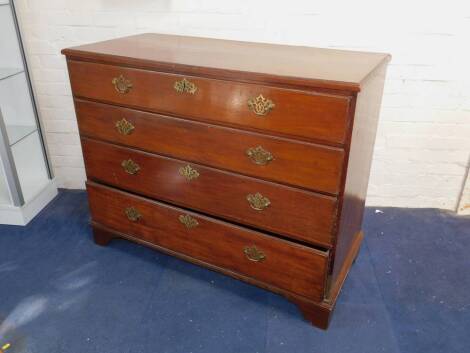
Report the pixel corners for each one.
[0,179,58,226]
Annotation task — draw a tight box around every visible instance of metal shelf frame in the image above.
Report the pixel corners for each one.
[0,0,54,207]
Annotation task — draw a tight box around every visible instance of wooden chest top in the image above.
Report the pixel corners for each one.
[61,33,390,92]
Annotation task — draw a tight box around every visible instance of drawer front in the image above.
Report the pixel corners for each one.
[76,99,344,194]
[87,182,329,301]
[82,138,337,247]
[68,60,351,144]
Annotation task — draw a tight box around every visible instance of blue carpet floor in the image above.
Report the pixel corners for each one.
[0,190,469,353]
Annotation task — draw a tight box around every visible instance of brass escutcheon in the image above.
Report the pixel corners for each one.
[247,94,275,116]
[178,214,199,229]
[174,78,198,94]
[179,164,199,181]
[246,146,274,166]
[121,159,140,175]
[112,74,133,94]
[246,192,271,211]
[244,246,266,262]
[125,207,141,222]
[115,118,135,135]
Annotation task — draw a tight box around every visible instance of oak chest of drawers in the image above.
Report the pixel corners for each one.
[62,33,389,329]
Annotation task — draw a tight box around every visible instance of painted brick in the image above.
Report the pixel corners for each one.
[386,136,469,150]
[93,12,136,27]
[42,119,78,133]
[30,68,68,82]
[35,82,72,96]
[38,107,76,121]
[45,132,81,145]
[372,149,469,164]
[47,143,82,157]
[37,95,73,109]
[53,167,86,189]
[50,155,85,168]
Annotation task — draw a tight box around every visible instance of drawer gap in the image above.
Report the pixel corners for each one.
[88,178,332,253]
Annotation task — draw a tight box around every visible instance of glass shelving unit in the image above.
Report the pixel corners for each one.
[0,0,57,225]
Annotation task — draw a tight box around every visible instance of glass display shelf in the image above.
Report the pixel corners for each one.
[7,125,37,145]
[0,4,23,70]
[11,131,50,202]
[0,0,57,224]
[0,72,38,145]
[0,68,24,81]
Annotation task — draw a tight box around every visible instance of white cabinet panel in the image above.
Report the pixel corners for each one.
[0,72,37,145]
[0,4,23,70]
[0,163,12,205]
[11,131,49,202]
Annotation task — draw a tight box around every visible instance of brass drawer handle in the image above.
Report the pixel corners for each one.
[179,214,199,229]
[174,78,197,94]
[246,146,274,165]
[247,192,271,211]
[125,207,141,222]
[121,159,140,175]
[247,94,275,116]
[112,74,133,94]
[179,164,199,181]
[244,246,266,262]
[115,118,135,135]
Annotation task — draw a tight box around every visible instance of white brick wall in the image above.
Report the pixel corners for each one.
[13,0,470,210]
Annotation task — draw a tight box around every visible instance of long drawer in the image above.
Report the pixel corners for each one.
[75,99,344,194]
[68,60,351,145]
[87,182,329,301]
[82,138,337,247]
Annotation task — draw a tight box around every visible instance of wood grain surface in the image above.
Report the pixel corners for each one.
[82,138,338,247]
[62,33,390,92]
[75,99,345,194]
[68,60,351,145]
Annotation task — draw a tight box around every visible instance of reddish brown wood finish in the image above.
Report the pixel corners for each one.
[61,33,390,92]
[330,63,388,285]
[75,99,345,194]
[326,231,363,302]
[93,226,114,246]
[68,60,351,145]
[62,33,390,329]
[87,182,329,301]
[82,138,337,247]
[296,301,333,329]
